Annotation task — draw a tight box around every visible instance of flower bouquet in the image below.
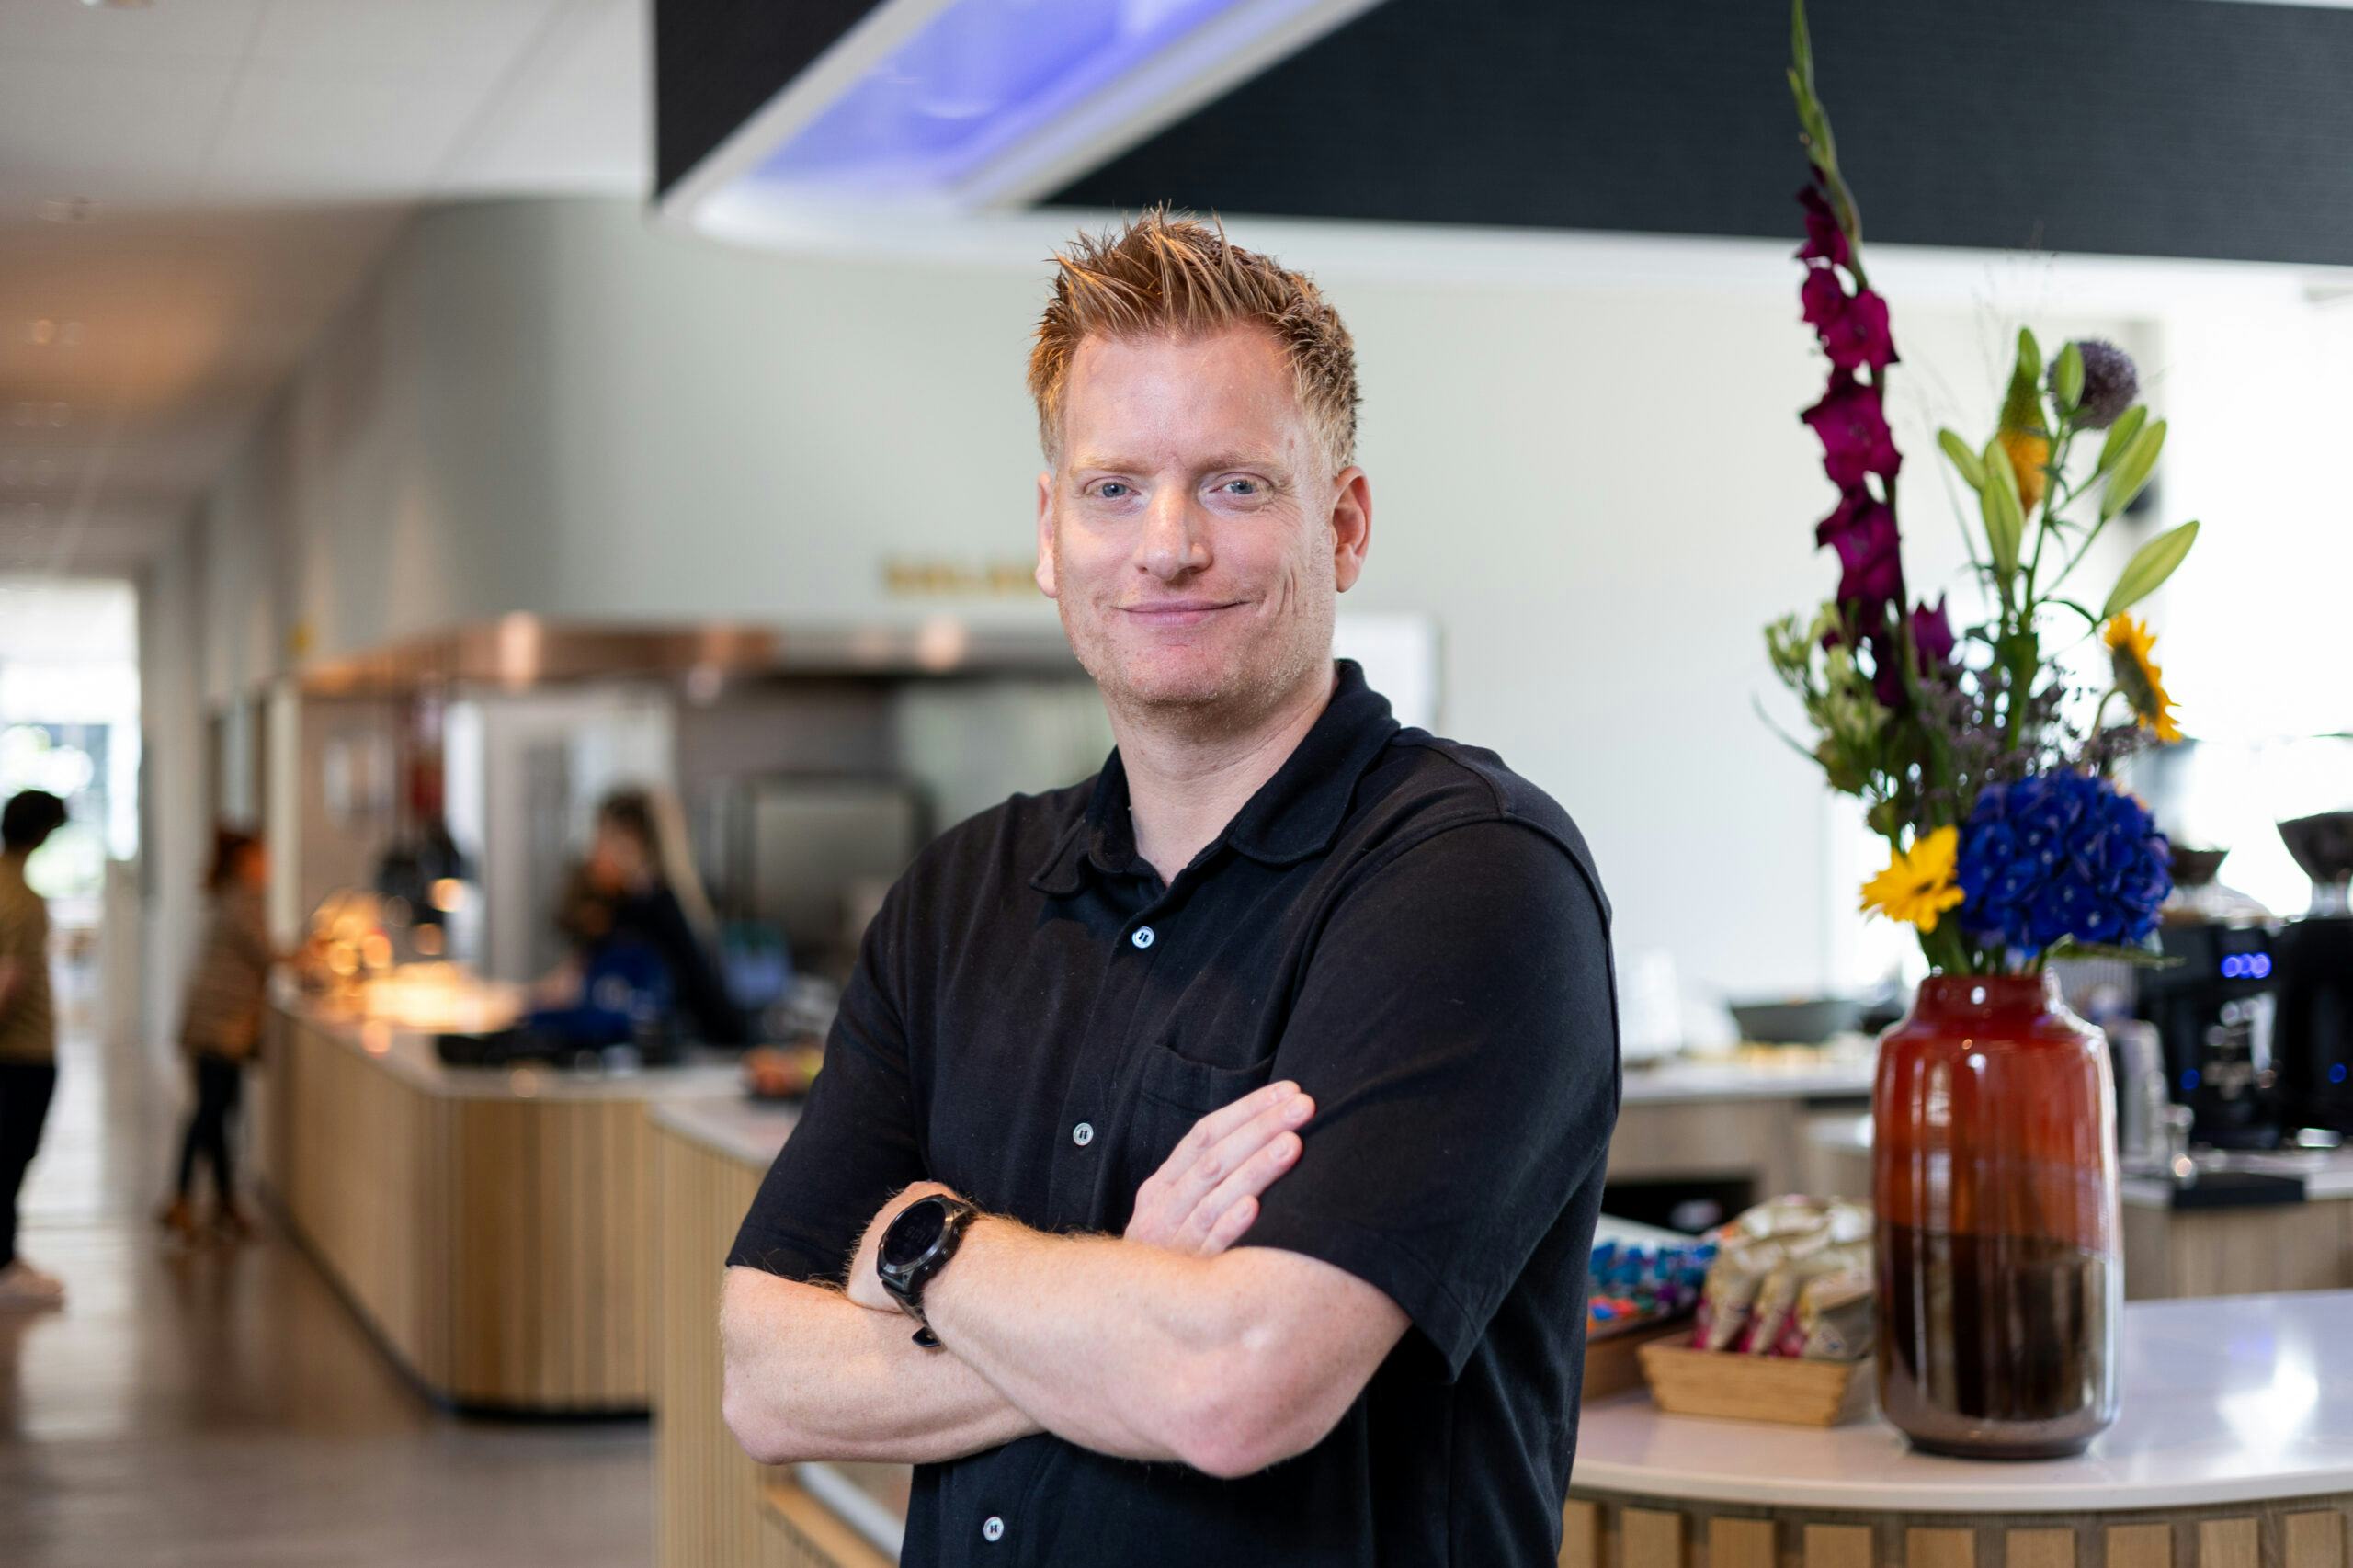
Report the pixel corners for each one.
[1765,2,2198,977]
[1765,0,2211,1458]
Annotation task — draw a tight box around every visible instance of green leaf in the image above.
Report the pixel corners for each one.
[2042,937,2182,971]
[1983,435,2020,509]
[2015,327,2043,387]
[2053,342,2085,411]
[1983,478,2025,582]
[1938,428,1986,489]
[2095,405,2148,475]
[1791,0,1815,91]
[2099,418,2167,521]
[2100,520,2200,620]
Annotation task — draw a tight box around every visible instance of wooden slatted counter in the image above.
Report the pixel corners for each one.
[1564,1291,2353,1568]
[254,995,744,1414]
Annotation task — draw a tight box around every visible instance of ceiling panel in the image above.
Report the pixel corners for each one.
[0,0,651,580]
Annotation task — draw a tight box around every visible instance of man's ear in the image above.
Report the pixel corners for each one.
[1328,466,1372,594]
[1034,472,1060,599]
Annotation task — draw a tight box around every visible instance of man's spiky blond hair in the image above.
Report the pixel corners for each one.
[1028,209,1359,473]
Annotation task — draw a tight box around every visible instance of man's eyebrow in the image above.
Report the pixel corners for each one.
[1069,453,1290,474]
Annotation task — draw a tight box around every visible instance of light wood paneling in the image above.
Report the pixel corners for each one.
[1910,1528,1975,1568]
[762,1482,895,1568]
[2106,1525,2172,1568]
[1564,1491,2353,1568]
[1805,1523,1876,1568]
[2008,1528,2075,1568]
[2121,1203,2353,1301]
[1562,1499,1601,1568]
[1712,1517,1778,1568]
[653,1123,808,1568]
[2197,1520,2257,1568]
[2285,1512,2347,1568]
[1608,1100,1813,1201]
[254,1010,659,1411]
[1623,1507,1685,1568]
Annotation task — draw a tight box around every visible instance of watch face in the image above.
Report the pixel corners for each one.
[881,1199,947,1269]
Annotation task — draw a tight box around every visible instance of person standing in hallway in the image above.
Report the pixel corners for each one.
[160,828,276,1241]
[0,790,68,1308]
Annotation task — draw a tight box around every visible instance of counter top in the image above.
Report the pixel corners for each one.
[649,1096,800,1168]
[1573,1289,2353,1511]
[1622,1051,1876,1104]
[1805,1112,2353,1206]
[271,991,747,1104]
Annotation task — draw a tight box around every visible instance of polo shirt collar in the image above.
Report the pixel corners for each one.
[1029,660,1399,895]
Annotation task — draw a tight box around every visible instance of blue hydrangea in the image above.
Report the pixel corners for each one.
[1956,773,2172,954]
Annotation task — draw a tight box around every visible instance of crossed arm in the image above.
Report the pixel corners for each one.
[720,1080,1409,1479]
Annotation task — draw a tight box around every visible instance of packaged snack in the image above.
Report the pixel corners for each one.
[1780,1266,1874,1361]
[1694,1234,1784,1351]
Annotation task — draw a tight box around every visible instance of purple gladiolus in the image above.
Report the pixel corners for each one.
[1815,492,1904,608]
[1796,183,1850,269]
[1818,287,1895,371]
[1910,596,1956,671]
[1802,371,1901,488]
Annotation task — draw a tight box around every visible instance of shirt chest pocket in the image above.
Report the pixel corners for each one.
[1113,1036,1278,1214]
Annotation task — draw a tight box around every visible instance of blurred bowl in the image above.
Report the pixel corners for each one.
[1727,996,1866,1046]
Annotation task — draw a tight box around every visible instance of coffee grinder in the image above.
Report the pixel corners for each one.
[2137,846,2286,1150]
[2274,811,2353,1134]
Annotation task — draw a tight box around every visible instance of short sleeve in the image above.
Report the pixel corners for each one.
[727,884,927,1282]
[1237,821,1620,1377]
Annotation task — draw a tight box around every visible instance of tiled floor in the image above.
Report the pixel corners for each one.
[0,966,654,1567]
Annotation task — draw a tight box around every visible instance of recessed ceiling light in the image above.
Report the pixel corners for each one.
[37,198,101,224]
[80,0,155,9]
[28,321,56,347]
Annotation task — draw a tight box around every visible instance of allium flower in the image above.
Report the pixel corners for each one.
[1859,826,1967,933]
[1815,491,1904,607]
[2065,339,2139,430]
[2103,615,2182,744]
[1957,773,2172,953]
[1802,371,1902,488]
[1796,182,1851,269]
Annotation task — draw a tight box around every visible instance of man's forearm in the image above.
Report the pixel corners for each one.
[720,1267,1040,1465]
[920,1220,1305,1473]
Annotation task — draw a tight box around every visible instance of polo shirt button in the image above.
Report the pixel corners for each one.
[1131,926,1155,949]
[1072,1121,1094,1148]
[983,1515,1006,1543]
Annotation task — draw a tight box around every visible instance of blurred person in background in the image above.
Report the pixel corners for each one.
[0,790,69,1308]
[545,788,746,1046]
[158,828,276,1242]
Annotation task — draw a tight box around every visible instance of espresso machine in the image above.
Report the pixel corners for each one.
[2274,811,2353,1133]
[2137,846,2286,1150]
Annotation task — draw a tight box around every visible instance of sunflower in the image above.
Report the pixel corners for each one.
[2103,615,2183,744]
[1859,826,1968,933]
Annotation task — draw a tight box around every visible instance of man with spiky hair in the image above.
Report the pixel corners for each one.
[722,211,1619,1565]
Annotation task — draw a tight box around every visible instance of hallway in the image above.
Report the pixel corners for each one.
[0,966,655,1567]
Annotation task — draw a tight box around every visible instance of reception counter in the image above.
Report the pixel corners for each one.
[256,993,742,1414]
[1565,1290,2351,1568]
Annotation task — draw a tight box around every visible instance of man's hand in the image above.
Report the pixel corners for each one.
[1125,1079,1313,1256]
[847,1180,960,1315]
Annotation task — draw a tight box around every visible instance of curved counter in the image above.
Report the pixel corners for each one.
[1566,1291,2352,1568]
[256,994,743,1414]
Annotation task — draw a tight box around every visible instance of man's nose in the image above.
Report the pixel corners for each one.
[1138,488,1210,580]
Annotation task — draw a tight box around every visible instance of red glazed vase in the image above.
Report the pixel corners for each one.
[1872,974,2121,1458]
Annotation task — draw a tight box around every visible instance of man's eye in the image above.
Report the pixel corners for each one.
[1094,483,1131,499]
[1219,478,1259,496]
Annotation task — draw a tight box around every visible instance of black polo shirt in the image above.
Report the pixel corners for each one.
[730,661,1620,1567]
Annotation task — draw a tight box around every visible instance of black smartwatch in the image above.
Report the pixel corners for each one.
[876,1194,978,1347]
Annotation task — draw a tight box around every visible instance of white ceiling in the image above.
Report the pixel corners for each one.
[0,0,651,582]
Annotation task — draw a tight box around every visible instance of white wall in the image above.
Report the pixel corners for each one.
[137,520,210,1064]
[176,197,2311,1006]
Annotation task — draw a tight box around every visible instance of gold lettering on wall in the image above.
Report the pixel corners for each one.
[882,559,1039,598]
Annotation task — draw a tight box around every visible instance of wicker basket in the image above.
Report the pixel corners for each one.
[1636,1343,1874,1426]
